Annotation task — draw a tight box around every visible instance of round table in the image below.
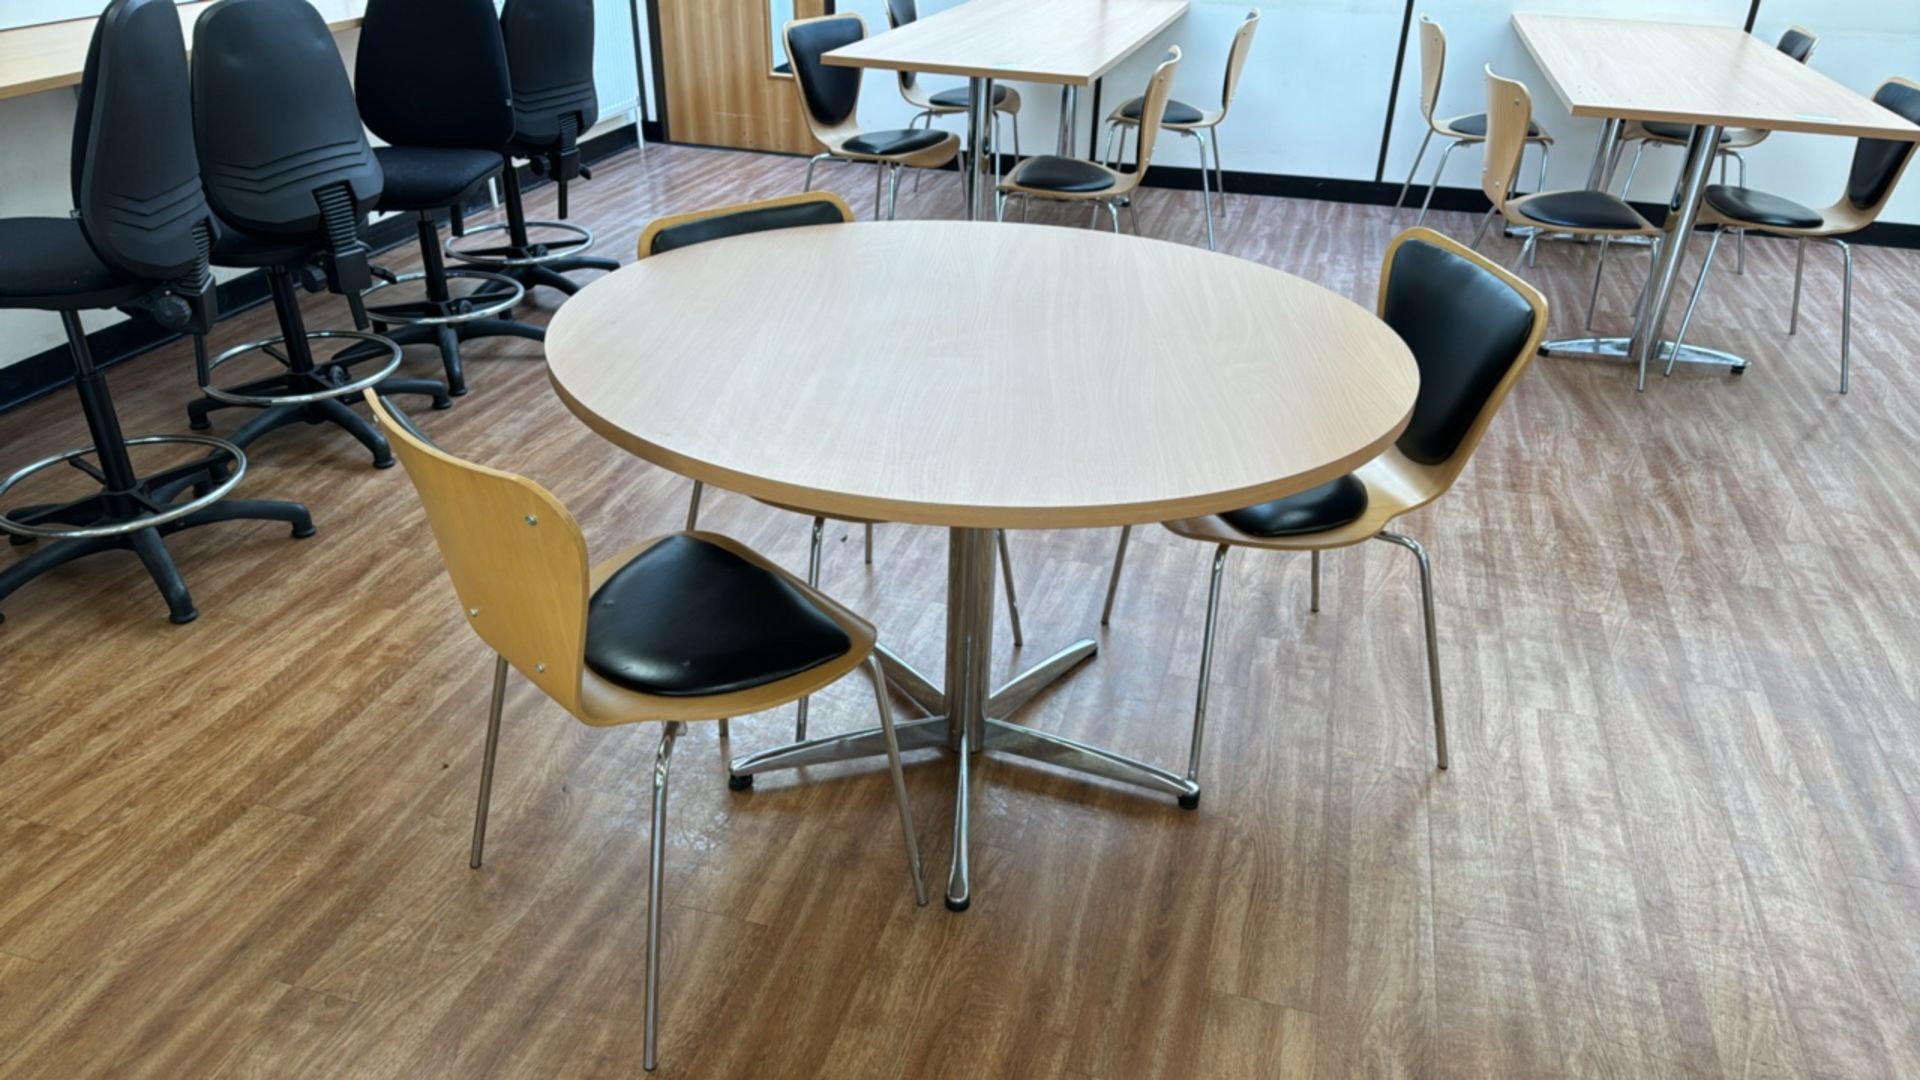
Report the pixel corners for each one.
[548,221,1417,911]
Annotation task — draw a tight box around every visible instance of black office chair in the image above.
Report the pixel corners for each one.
[444,0,620,298]
[0,0,313,624]
[353,0,536,399]
[185,0,450,469]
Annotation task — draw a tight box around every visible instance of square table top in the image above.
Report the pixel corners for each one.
[824,0,1190,86]
[1512,13,1920,141]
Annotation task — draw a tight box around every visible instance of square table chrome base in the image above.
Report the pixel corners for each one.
[726,527,1198,912]
[1542,336,1748,374]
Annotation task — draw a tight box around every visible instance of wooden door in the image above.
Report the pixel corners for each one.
[655,0,829,153]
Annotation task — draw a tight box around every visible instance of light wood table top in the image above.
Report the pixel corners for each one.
[823,0,1189,85]
[546,221,1418,530]
[0,0,365,101]
[1512,13,1920,141]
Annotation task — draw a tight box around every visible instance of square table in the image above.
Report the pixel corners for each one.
[1512,13,1920,388]
[825,0,1190,221]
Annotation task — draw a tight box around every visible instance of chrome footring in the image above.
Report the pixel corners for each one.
[1542,335,1748,372]
[0,434,245,540]
[200,331,403,407]
[360,269,525,326]
[443,220,596,267]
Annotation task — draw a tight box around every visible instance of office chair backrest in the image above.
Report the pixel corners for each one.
[1417,16,1445,123]
[1778,25,1817,64]
[637,193,854,259]
[1480,68,1532,211]
[884,0,921,94]
[357,0,514,151]
[1845,78,1920,213]
[1219,9,1261,115]
[1119,49,1184,195]
[500,0,599,149]
[786,14,866,131]
[367,392,592,716]
[71,0,216,285]
[191,0,383,236]
[1377,228,1547,480]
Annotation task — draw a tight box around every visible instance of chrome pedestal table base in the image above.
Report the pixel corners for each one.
[727,526,1196,912]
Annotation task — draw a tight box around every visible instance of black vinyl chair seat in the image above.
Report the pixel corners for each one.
[1444,113,1543,139]
[843,127,950,156]
[648,201,849,257]
[1642,120,1736,143]
[211,227,320,269]
[1512,190,1646,231]
[929,84,1012,109]
[584,534,853,697]
[1009,156,1117,193]
[1219,475,1370,538]
[1704,185,1824,229]
[0,219,145,310]
[1116,95,1205,126]
[374,146,504,211]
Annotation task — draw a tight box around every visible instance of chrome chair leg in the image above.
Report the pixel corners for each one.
[1394,129,1435,210]
[1103,124,1122,170]
[795,516,827,741]
[1831,236,1854,394]
[642,720,684,1072]
[911,112,933,193]
[1618,140,1648,201]
[1193,131,1216,251]
[1374,531,1447,770]
[1184,543,1231,809]
[1732,152,1749,275]
[1585,236,1611,331]
[1414,139,1461,228]
[803,151,831,192]
[1210,127,1226,218]
[1105,200,1123,235]
[995,190,1007,223]
[1533,139,1550,196]
[887,164,903,221]
[1667,227,1727,376]
[996,528,1024,648]
[869,654,930,906]
[1789,237,1807,335]
[1507,232,1537,273]
[684,479,703,531]
[469,653,509,869]
[873,162,887,221]
[1100,524,1131,626]
[1470,206,1499,249]
[1309,549,1321,613]
[864,522,874,564]
[1633,237,1663,392]
[717,717,731,774]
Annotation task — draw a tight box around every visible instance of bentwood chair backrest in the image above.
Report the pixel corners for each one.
[1843,78,1920,216]
[1218,9,1261,117]
[1375,227,1549,501]
[366,392,592,716]
[1777,25,1817,64]
[883,0,921,96]
[637,192,854,259]
[785,14,866,139]
[1117,49,1184,196]
[1417,16,1446,124]
[1479,68,1533,210]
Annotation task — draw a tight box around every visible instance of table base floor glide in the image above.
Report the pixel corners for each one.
[727,526,1199,911]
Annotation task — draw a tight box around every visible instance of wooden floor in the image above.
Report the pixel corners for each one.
[4,142,1920,1079]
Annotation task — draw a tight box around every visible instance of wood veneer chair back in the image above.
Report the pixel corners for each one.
[1479,68,1532,212]
[1121,48,1184,196]
[366,392,592,716]
[1218,9,1261,118]
[1844,78,1920,216]
[785,13,867,140]
[637,192,854,259]
[1417,16,1446,125]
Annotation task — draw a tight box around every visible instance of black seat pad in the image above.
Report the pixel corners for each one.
[1117,95,1204,125]
[1446,113,1542,138]
[212,226,320,269]
[1704,185,1822,229]
[374,146,504,212]
[1220,475,1369,538]
[844,128,948,156]
[1643,120,1734,143]
[1011,156,1116,193]
[930,84,1011,109]
[0,218,143,311]
[584,535,852,697]
[1513,191,1645,230]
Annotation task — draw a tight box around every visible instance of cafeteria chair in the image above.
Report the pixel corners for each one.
[367,391,927,1072]
[1664,77,1920,395]
[1110,228,1548,795]
[186,0,450,469]
[997,49,1184,236]
[639,192,1029,743]
[784,14,962,220]
[885,0,1021,192]
[352,0,535,398]
[1396,15,1554,228]
[1099,8,1261,251]
[0,0,313,624]
[445,0,622,297]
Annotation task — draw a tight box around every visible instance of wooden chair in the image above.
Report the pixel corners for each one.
[784,14,961,220]
[1099,8,1260,251]
[1396,15,1554,228]
[996,50,1183,237]
[364,391,928,1073]
[1664,77,1920,395]
[1105,228,1548,795]
[884,0,1020,194]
